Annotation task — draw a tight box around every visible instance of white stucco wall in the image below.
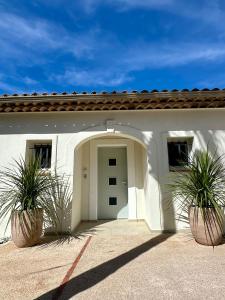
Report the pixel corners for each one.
[134,142,145,219]
[0,108,225,237]
[71,146,82,231]
[81,141,90,220]
[78,138,145,222]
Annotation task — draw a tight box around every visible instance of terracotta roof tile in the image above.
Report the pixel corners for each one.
[0,88,225,113]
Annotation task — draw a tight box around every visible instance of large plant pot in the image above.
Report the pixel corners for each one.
[11,208,43,248]
[189,206,224,246]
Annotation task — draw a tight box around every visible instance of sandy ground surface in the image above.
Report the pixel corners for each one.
[0,235,87,300]
[1,220,225,300]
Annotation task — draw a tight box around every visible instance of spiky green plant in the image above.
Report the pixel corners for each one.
[169,149,225,230]
[0,157,71,233]
[42,173,72,233]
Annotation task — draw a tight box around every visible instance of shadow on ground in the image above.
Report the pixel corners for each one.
[37,220,112,248]
[35,233,173,300]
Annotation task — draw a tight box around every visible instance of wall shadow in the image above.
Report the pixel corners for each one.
[144,132,176,232]
[37,220,115,248]
[35,233,173,300]
[152,128,225,233]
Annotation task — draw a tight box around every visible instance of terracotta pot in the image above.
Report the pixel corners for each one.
[189,206,224,246]
[11,208,43,248]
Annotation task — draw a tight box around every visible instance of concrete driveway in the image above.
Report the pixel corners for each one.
[1,220,225,300]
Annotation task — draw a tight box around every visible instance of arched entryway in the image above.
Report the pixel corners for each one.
[72,132,148,230]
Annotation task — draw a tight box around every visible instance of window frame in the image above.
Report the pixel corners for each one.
[109,197,117,206]
[108,158,117,166]
[167,137,193,172]
[26,140,53,171]
[108,177,117,185]
[33,143,52,169]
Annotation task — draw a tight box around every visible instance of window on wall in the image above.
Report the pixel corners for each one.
[28,143,52,169]
[109,197,117,205]
[167,139,192,171]
[108,158,116,166]
[33,144,52,169]
[109,177,117,185]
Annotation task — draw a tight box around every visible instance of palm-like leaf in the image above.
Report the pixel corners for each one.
[41,173,72,233]
[0,157,71,234]
[168,149,225,229]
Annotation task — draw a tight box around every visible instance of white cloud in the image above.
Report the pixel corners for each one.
[23,76,38,85]
[0,13,59,48]
[80,0,174,13]
[1,1,225,91]
[120,42,225,71]
[0,80,23,94]
[0,73,41,94]
[0,12,103,64]
[197,74,225,88]
[53,69,133,87]
[107,0,174,9]
[79,0,225,30]
[51,41,225,87]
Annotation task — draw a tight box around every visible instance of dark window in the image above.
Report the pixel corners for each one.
[108,158,116,166]
[33,144,52,169]
[167,141,189,170]
[109,197,117,205]
[109,177,117,185]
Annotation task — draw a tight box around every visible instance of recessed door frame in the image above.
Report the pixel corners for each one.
[89,138,137,220]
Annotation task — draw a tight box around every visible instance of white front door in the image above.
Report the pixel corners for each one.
[98,147,128,219]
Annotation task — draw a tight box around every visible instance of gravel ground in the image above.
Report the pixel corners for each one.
[1,221,225,300]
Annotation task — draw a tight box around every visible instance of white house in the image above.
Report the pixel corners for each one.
[0,88,225,238]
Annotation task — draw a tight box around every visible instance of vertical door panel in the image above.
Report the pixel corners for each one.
[98,147,128,219]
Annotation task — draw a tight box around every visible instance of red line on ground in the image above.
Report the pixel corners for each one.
[52,235,92,300]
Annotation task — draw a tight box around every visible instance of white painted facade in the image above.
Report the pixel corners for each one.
[1,108,225,238]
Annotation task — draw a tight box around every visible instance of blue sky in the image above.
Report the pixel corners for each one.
[1,0,225,93]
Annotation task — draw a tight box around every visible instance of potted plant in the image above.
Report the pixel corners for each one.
[0,157,64,247]
[169,149,225,246]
